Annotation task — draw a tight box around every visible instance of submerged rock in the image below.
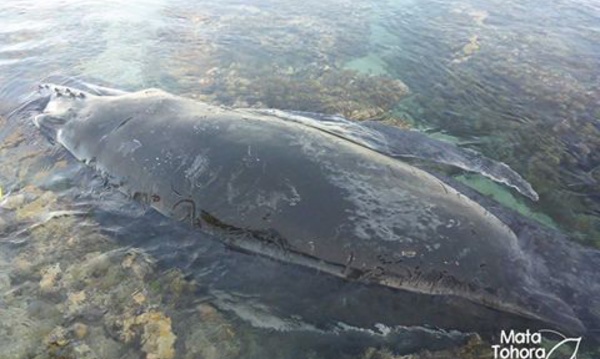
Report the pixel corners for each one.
[183,304,240,359]
[16,190,57,221]
[39,263,62,294]
[72,322,88,340]
[194,65,410,122]
[362,335,491,359]
[43,325,69,348]
[1,193,26,210]
[0,180,208,359]
[162,0,409,125]
[120,310,177,359]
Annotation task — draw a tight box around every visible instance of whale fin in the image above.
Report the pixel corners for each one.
[256,109,539,201]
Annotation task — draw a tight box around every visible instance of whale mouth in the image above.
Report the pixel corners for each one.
[33,113,68,144]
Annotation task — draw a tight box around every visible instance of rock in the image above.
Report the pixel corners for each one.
[39,263,62,293]
[183,304,240,359]
[16,191,57,221]
[72,322,89,339]
[0,215,6,232]
[1,193,25,210]
[133,291,147,305]
[72,343,99,359]
[137,311,177,359]
[12,255,33,274]
[121,250,154,280]
[0,272,9,293]
[361,335,491,359]
[44,326,69,347]
[462,35,480,56]
[0,130,25,150]
[120,310,176,359]
[66,290,87,315]
[86,326,124,359]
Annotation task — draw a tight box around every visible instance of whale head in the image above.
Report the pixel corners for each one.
[31,83,176,166]
[33,84,94,143]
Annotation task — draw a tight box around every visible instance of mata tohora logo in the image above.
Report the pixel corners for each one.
[492,329,582,359]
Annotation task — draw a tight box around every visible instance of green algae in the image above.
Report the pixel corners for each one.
[456,174,558,229]
[344,53,389,76]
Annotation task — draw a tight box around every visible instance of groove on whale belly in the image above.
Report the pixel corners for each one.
[183,208,551,329]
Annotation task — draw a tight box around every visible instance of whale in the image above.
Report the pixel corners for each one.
[29,82,596,337]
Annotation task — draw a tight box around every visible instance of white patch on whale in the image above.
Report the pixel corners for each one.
[118,138,142,155]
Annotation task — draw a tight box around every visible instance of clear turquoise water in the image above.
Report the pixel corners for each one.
[0,0,599,358]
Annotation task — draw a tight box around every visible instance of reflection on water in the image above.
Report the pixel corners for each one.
[0,0,599,357]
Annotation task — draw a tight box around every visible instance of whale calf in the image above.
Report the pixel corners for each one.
[30,83,588,335]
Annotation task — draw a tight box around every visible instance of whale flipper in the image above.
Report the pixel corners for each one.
[258,110,539,201]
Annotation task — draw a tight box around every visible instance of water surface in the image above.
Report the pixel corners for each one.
[0,0,599,358]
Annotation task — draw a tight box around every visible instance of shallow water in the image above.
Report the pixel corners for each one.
[0,0,599,358]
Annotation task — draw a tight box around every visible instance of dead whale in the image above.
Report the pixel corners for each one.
[30,83,590,336]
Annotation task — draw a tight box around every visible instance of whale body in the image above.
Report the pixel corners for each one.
[31,83,588,335]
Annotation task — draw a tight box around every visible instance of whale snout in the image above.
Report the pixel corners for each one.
[38,83,87,99]
[32,83,91,141]
[35,83,92,118]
